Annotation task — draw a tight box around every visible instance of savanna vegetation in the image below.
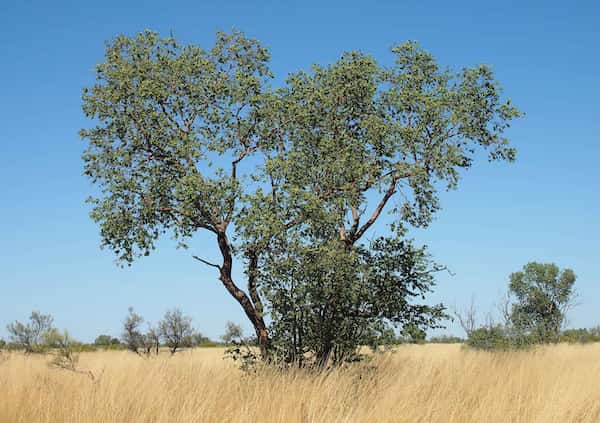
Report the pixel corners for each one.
[79,29,520,366]
[2,29,596,422]
[2,345,600,422]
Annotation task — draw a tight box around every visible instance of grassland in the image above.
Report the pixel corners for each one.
[1,343,600,422]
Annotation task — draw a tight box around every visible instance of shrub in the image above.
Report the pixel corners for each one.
[466,326,511,351]
[94,335,120,347]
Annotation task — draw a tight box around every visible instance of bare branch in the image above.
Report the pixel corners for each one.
[192,255,222,270]
[452,296,478,337]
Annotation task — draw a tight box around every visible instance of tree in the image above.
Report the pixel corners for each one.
[221,321,244,344]
[94,334,113,346]
[95,335,121,347]
[81,30,273,357]
[248,44,519,366]
[145,324,161,355]
[453,296,478,337]
[81,30,520,362]
[121,307,146,355]
[158,308,194,354]
[121,307,161,355]
[6,311,55,353]
[509,262,577,342]
[263,236,445,366]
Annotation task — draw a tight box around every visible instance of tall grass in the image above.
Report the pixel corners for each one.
[1,344,600,422]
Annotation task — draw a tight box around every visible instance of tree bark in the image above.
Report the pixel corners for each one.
[215,229,270,359]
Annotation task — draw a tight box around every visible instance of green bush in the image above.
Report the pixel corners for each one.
[466,326,511,351]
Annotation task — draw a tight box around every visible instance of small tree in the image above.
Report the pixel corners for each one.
[6,311,55,353]
[158,308,194,354]
[509,262,576,343]
[122,307,145,355]
[94,335,113,346]
[263,237,446,367]
[453,296,478,337]
[221,321,244,345]
[144,324,161,355]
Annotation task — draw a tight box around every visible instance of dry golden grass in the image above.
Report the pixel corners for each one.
[1,343,600,422]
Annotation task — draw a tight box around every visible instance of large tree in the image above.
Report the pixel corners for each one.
[81,30,273,356]
[239,44,521,364]
[81,30,521,360]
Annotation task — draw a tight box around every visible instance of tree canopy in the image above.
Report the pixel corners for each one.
[509,262,577,342]
[81,30,521,363]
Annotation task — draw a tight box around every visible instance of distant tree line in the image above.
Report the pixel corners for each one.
[0,308,248,354]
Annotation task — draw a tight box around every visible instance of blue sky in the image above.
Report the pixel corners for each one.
[1,0,598,342]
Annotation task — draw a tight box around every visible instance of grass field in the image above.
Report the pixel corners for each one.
[1,343,600,422]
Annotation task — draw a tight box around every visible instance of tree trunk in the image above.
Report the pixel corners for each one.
[215,229,271,360]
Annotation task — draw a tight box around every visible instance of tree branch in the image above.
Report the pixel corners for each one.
[192,255,222,270]
[351,175,399,242]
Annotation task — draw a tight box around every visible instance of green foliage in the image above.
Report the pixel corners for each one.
[403,324,428,344]
[80,29,272,264]
[81,30,521,365]
[81,29,274,354]
[262,236,447,367]
[466,325,512,351]
[428,335,464,344]
[257,43,521,244]
[509,262,576,343]
[94,334,120,346]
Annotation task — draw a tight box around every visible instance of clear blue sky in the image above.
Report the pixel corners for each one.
[1,0,598,342]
